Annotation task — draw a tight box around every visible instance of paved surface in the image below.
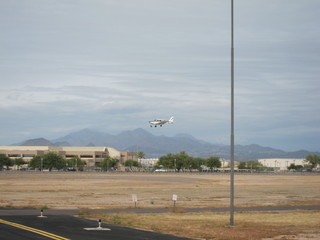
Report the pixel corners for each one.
[0,214,192,240]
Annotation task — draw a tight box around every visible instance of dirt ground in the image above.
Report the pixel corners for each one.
[0,172,319,209]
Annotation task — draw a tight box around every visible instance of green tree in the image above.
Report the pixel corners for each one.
[305,154,320,170]
[66,156,86,171]
[238,161,263,171]
[175,151,190,172]
[194,157,206,171]
[157,151,196,172]
[29,156,42,170]
[183,154,197,172]
[0,154,12,170]
[238,162,246,169]
[206,156,221,171]
[125,160,140,168]
[157,153,175,170]
[287,163,303,171]
[98,156,119,171]
[137,151,145,159]
[42,152,66,171]
[13,158,26,170]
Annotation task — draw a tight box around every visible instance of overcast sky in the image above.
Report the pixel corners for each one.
[1,0,319,151]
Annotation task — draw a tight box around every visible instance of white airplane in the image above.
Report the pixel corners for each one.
[149,116,174,127]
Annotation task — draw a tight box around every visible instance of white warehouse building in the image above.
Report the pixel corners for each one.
[258,158,306,171]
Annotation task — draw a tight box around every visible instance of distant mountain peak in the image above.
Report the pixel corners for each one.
[54,141,71,147]
[21,138,54,146]
[86,142,95,147]
[131,128,154,136]
[175,133,196,139]
[67,128,101,136]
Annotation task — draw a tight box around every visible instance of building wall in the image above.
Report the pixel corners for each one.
[258,158,306,170]
[120,152,138,164]
[139,158,159,168]
[0,146,134,169]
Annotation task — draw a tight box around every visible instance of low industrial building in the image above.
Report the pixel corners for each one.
[258,158,306,171]
[139,158,159,168]
[0,146,137,170]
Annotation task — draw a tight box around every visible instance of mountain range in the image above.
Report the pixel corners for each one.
[16,128,319,161]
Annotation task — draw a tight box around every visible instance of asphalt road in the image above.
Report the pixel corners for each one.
[0,214,192,240]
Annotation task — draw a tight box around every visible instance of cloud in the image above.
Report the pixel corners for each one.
[0,0,319,151]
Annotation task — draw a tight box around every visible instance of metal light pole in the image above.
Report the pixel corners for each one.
[230,0,235,226]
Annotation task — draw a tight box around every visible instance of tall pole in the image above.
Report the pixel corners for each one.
[230,0,235,226]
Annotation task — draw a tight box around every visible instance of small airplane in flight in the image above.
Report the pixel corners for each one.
[149,116,174,127]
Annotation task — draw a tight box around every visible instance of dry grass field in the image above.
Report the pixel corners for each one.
[80,211,320,240]
[1,172,320,239]
[0,172,319,209]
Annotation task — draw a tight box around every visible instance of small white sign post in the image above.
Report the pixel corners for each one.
[172,194,178,208]
[132,194,138,208]
[98,219,103,229]
[84,219,111,231]
[37,209,47,218]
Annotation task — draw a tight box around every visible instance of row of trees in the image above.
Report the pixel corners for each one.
[156,151,221,172]
[0,154,26,170]
[95,156,119,171]
[0,152,87,171]
[28,153,141,171]
[2,151,221,172]
[1,151,320,172]
[28,153,87,171]
[101,153,320,172]
[238,161,265,171]
[0,152,127,172]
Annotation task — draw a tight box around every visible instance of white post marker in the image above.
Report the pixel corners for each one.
[98,219,102,229]
[132,194,138,208]
[172,194,178,208]
[37,209,47,218]
[84,219,111,231]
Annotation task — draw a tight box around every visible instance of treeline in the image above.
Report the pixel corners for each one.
[28,153,87,171]
[1,152,319,172]
[0,151,222,172]
[0,152,87,171]
[0,154,26,170]
[0,152,147,172]
[156,151,221,172]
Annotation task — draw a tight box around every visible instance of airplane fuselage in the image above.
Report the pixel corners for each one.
[148,116,174,127]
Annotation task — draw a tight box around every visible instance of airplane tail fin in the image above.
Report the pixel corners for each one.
[169,116,174,123]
